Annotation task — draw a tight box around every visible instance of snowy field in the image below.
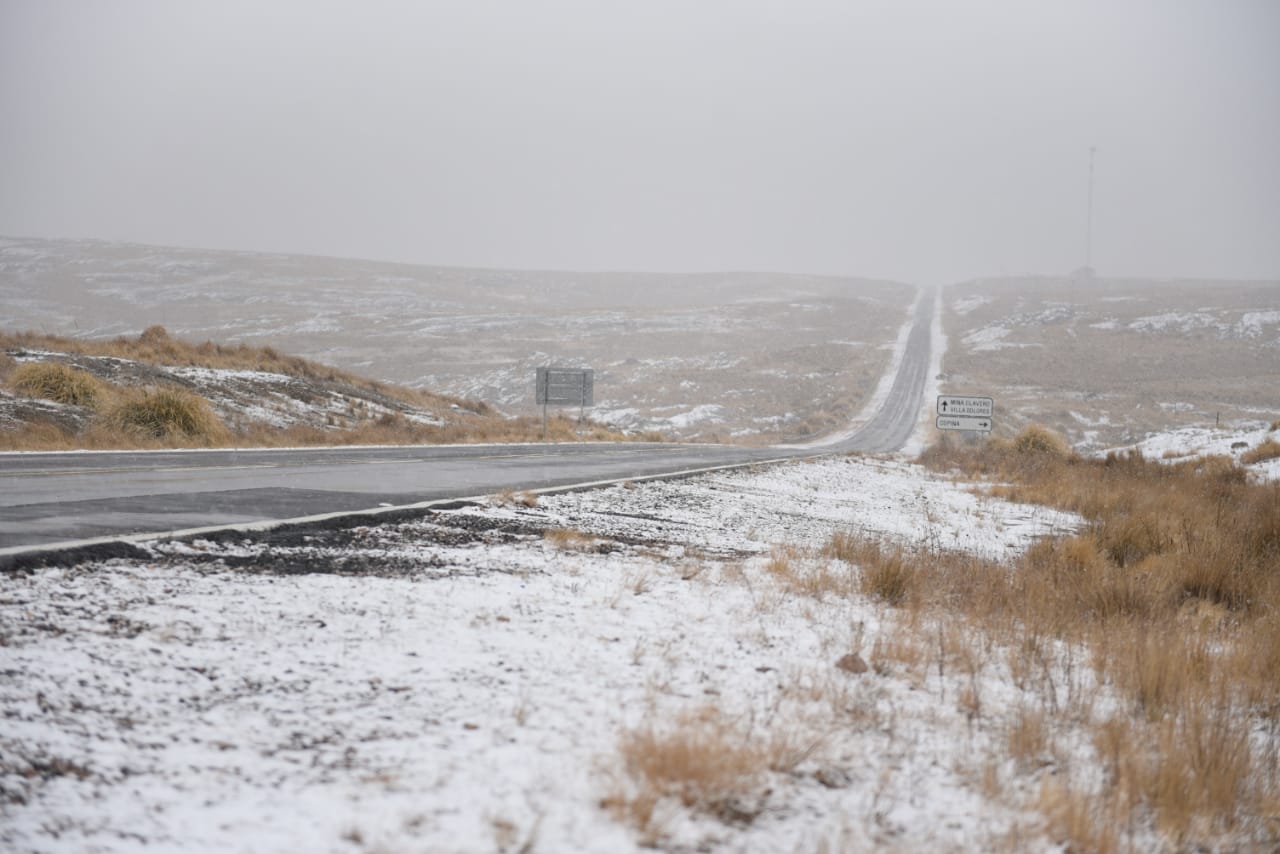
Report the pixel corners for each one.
[941,277,1280,450]
[2,451,1091,852]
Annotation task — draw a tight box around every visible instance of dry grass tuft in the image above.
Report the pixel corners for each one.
[1241,437,1280,465]
[495,489,539,508]
[1006,706,1051,772]
[10,362,104,408]
[761,544,857,600]
[823,532,920,607]
[607,705,775,837]
[859,547,918,607]
[1011,424,1071,459]
[543,528,597,551]
[104,388,229,444]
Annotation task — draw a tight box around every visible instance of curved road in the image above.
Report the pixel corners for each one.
[0,288,936,556]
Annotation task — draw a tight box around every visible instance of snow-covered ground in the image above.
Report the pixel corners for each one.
[1116,420,1280,481]
[3,453,1085,853]
[8,418,1279,851]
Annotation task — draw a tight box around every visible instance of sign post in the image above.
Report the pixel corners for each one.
[536,367,594,438]
[936,395,994,433]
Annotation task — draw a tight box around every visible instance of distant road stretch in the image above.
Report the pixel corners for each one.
[0,288,935,554]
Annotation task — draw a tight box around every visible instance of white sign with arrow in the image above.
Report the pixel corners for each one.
[937,396,993,417]
[936,396,994,432]
[936,414,992,432]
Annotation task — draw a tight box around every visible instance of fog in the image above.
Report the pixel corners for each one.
[1,0,1277,284]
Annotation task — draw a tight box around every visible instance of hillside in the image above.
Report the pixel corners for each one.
[942,276,1280,449]
[0,236,914,442]
[0,327,627,450]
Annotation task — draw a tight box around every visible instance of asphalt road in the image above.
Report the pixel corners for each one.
[0,288,936,554]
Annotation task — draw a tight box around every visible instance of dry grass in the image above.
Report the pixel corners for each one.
[2,328,639,449]
[495,489,539,509]
[1241,437,1280,465]
[9,362,104,408]
[824,533,919,607]
[605,705,788,841]
[543,528,597,550]
[3,327,485,413]
[899,425,1280,848]
[2,327,492,421]
[104,388,230,445]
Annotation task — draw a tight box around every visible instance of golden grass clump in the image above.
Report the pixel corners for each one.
[605,705,774,839]
[543,528,597,550]
[824,533,918,607]
[10,361,104,408]
[105,388,229,444]
[1240,437,1280,465]
[1011,423,1071,458]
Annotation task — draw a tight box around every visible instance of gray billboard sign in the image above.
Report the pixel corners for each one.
[536,367,594,406]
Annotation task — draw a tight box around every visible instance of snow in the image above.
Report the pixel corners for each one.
[961,325,1016,351]
[1126,311,1218,333]
[1238,310,1280,338]
[950,295,990,315]
[1116,421,1280,481]
[1,454,1086,852]
[1087,309,1280,342]
[167,367,301,385]
[659,404,725,430]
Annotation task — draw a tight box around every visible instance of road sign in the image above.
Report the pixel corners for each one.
[536,367,594,406]
[936,415,992,432]
[937,396,993,418]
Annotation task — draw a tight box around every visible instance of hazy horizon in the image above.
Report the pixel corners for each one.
[2,1,1278,285]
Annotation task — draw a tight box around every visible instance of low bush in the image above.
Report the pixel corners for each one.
[1240,438,1280,465]
[105,388,229,444]
[1011,423,1071,458]
[606,705,774,839]
[10,362,103,408]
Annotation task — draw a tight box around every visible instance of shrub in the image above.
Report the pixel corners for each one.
[106,388,228,443]
[10,362,103,408]
[860,546,917,607]
[1012,424,1071,458]
[1240,438,1280,465]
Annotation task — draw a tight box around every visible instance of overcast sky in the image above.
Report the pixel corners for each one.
[1,1,1277,284]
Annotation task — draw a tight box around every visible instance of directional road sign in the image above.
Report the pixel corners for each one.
[936,415,992,432]
[937,396,993,418]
